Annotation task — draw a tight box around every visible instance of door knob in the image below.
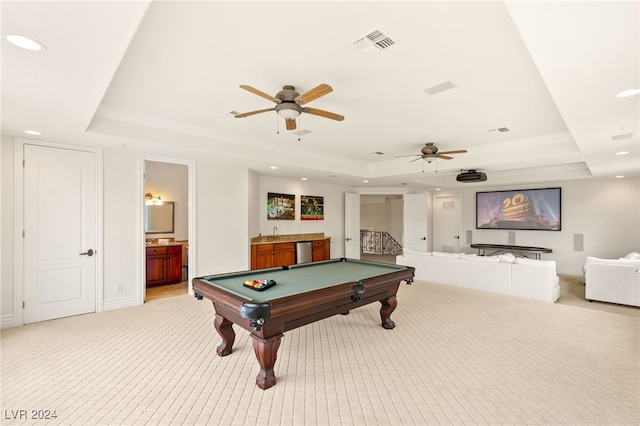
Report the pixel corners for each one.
[79,249,95,257]
[346,237,352,241]
[454,236,460,239]
[421,237,426,240]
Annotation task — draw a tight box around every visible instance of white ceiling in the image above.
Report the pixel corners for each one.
[2,1,638,189]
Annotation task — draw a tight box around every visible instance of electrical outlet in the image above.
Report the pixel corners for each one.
[117,283,124,292]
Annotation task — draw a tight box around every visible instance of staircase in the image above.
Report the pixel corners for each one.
[360,230,403,256]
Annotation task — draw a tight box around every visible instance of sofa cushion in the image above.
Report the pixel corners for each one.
[617,258,640,270]
[585,256,640,271]
[586,256,619,264]
[514,257,556,268]
[431,251,460,258]
[460,253,501,262]
[498,253,516,263]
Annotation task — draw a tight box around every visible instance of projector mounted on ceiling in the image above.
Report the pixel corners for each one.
[456,170,487,182]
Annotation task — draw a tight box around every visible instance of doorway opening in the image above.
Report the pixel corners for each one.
[142,158,195,303]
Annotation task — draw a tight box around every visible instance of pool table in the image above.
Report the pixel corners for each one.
[192,258,414,389]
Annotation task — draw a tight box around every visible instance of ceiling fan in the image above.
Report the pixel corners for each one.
[398,143,468,163]
[234,84,344,131]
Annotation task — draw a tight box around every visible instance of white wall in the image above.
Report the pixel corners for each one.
[434,178,640,275]
[256,176,353,258]
[195,157,250,276]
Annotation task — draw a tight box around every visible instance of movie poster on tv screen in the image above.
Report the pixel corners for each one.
[476,188,561,230]
[301,195,324,220]
[267,192,295,220]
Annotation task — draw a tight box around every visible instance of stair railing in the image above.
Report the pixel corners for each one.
[360,230,403,255]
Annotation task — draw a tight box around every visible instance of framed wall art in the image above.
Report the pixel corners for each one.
[301,195,324,220]
[267,192,295,220]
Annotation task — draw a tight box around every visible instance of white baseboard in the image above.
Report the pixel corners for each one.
[1,314,15,329]
[103,295,139,311]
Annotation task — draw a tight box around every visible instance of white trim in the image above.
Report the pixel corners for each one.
[1,314,15,329]
[139,155,196,303]
[13,140,24,326]
[103,295,138,311]
[13,138,104,326]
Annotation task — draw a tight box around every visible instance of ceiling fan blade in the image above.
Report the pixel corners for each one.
[410,157,424,163]
[395,154,421,158]
[302,107,344,121]
[285,119,297,131]
[234,108,275,118]
[437,154,454,160]
[295,84,333,104]
[437,149,467,155]
[239,85,281,103]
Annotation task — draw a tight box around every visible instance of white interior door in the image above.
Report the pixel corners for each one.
[23,144,98,323]
[403,194,428,252]
[433,194,462,253]
[344,193,360,258]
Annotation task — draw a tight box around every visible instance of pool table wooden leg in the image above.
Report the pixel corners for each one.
[251,333,283,390]
[214,313,235,356]
[379,295,397,329]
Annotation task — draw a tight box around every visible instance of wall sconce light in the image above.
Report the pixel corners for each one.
[145,193,163,205]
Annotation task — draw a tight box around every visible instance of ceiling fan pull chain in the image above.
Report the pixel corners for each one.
[298,116,301,141]
[276,114,280,134]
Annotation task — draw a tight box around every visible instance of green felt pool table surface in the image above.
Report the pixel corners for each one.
[198,258,409,302]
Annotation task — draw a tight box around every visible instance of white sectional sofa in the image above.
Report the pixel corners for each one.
[584,253,640,307]
[397,249,560,303]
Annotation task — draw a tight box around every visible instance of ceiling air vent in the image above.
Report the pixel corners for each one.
[611,132,634,141]
[352,28,396,56]
[424,80,458,95]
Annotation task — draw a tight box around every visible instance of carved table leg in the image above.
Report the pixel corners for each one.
[214,313,235,356]
[250,334,283,389]
[379,296,398,329]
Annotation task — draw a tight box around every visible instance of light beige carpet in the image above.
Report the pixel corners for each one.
[2,281,638,425]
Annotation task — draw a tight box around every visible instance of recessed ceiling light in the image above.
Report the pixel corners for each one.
[23,130,42,135]
[616,88,640,98]
[269,166,278,170]
[301,177,308,181]
[615,175,625,179]
[616,151,630,156]
[6,34,46,51]
[362,180,369,183]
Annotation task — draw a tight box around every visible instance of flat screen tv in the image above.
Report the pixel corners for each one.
[476,187,561,231]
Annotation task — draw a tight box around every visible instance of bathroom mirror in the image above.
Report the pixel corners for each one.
[145,202,175,234]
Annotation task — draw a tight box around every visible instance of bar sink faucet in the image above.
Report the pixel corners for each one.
[273,226,278,236]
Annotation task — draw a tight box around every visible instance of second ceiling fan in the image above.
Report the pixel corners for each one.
[234,83,344,131]
[399,143,468,163]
